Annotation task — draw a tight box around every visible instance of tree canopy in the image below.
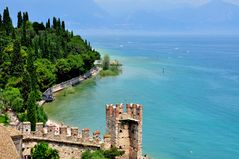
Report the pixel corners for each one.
[0,7,100,128]
[82,147,124,159]
[31,142,60,159]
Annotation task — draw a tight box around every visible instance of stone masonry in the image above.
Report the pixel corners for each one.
[106,103,143,159]
[20,122,102,159]
[18,103,143,159]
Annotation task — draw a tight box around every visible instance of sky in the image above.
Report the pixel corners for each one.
[1,0,239,35]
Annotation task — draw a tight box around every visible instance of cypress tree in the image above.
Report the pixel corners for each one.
[27,49,38,90]
[11,40,24,75]
[3,7,13,35]
[27,90,37,131]
[17,11,22,28]
[23,12,29,24]
[70,31,73,38]
[25,12,29,21]
[11,29,16,39]
[26,49,38,131]
[0,14,2,30]
[46,18,50,29]
[21,21,27,46]
[56,18,61,33]
[61,21,65,31]
[53,17,57,29]
[57,18,61,29]
[21,70,31,110]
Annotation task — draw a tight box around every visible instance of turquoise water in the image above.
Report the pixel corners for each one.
[44,35,239,159]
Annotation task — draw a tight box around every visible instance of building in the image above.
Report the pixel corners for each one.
[106,103,143,159]
[0,103,144,159]
[0,124,23,159]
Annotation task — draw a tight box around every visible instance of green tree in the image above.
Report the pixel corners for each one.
[33,22,45,34]
[2,87,23,112]
[0,14,3,31]
[82,150,105,159]
[67,54,84,76]
[61,21,65,31]
[10,40,25,76]
[46,18,50,29]
[36,107,48,124]
[21,70,31,109]
[3,7,13,35]
[23,12,29,23]
[31,142,59,159]
[27,49,38,90]
[81,148,124,159]
[53,17,57,29]
[56,18,61,33]
[21,20,27,46]
[17,11,22,28]
[102,54,110,70]
[103,147,124,159]
[27,91,37,131]
[55,58,71,81]
[34,58,56,91]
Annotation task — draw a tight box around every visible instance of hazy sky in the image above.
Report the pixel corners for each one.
[1,0,239,35]
[94,0,210,15]
[96,0,238,12]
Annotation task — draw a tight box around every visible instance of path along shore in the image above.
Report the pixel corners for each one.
[7,67,101,129]
[38,67,101,106]
[39,67,101,127]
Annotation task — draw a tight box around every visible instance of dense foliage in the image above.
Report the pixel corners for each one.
[31,142,60,159]
[82,147,124,159]
[102,54,110,70]
[100,54,121,77]
[0,7,100,128]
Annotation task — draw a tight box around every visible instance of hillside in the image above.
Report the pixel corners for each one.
[0,7,100,129]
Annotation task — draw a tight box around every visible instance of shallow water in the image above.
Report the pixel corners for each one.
[44,35,239,159]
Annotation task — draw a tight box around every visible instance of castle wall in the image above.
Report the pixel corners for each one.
[21,122,102,159]
[23,139,99,159]
[106,103,143,159]
[20,102,143,159]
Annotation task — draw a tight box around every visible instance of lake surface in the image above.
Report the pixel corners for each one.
[44,35,239,159]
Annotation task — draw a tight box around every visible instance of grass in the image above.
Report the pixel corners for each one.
[100,65,122,77]
[100,70,119,77]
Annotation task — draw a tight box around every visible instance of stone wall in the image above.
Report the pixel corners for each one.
[19,102,143,159]
[20,122,103,158]
[106,103,143,159]
[23,139,100,159]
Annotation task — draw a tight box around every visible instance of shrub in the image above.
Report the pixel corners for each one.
[31,142,59,159]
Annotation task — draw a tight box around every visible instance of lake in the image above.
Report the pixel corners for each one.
[44,35,239,159]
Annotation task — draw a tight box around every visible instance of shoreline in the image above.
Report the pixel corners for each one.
[38,67,101,107]
[41,67,101,128]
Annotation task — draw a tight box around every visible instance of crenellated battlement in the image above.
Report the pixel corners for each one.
[20,122,102,146]
[106,103,143,122]
[106,103,143,159]
[18,103,143,159]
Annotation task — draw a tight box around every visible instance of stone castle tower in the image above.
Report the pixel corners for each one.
[105,103,143,159]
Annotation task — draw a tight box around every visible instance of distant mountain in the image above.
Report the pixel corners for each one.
[76,0,239,33]
[112,0,239,32]
[2,0,238,33]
